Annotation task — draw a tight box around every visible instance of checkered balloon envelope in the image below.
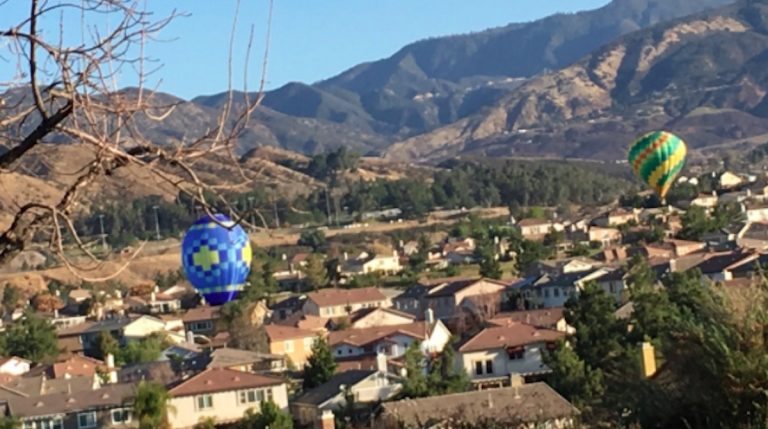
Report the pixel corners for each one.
[181,214,252,306]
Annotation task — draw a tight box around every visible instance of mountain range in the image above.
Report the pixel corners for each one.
[4,0,761,164]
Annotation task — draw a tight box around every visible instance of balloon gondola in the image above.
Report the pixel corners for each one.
[181,214,252,306]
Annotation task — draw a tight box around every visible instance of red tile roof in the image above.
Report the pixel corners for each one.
[328,322,431,348]
[264,324,318,342]
[52,356,105,379]
[306,287,387,307]
[182,306,221,323]
[490,308,566,329]
[459,323,564,353]
[168,367,284,397]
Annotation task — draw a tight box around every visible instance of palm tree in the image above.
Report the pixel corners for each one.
[133,381,174,429]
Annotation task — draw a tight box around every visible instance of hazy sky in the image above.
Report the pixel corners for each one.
[1,0,611,99]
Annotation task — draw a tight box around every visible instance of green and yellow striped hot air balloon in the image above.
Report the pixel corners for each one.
[628,131,687,199]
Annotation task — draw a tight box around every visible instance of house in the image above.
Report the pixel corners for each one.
[0,357,30,376]
[276,312,330,334]
[593,209,638,227]
[588,227,622,247]
[597,246,629,263]
[57,314,182,357]
[532,258,595,277]
[519,269,609,308]
[489,308,573,333]
[593,269,631,304]
[719,171,744,189]
[391,283,438,317]
[745,203,768,223]
[378,382,579,429]
[182,306,221,337]
[328,320,451,360]
[457,323,565,386]
[302,287,389,318]
[689,192,719,209]
[264,325,319,367]
[737,222,768,250]
[345,307,416,329]
[167,367,289,429]
[270,295,306,321]
[125,290,182,315]
[67,289,92,304]
[688,250,760,282]
[292,356,402,427]
[424,278,509,320]
[208,348,286,373]
[3,383,136,429]
[515,219,563,239]
[342,252,403,276]
[701,227,742,251]
[640,239,706,259]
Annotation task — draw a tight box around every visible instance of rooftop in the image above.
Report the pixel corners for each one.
[168,367,283,397]
[328,322,432,348]
[182,306,221,323]
[490,308,566,329]
[306,287,387,307]
[459,323,564,353]
[6,383,136,418]
[428,278,508,298]
[381,383,578,427]
[208,348,283,369]
[264,324,318,342]
[293,370,375,406]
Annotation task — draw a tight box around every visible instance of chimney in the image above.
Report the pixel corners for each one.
[106,354,118,384]
[186,330,195,344]
[376,352,388,374]
[399,240,404,248]
[317,410,335,429]
[282,253,287,261]
[640,342,657,378]
[53,309,59,319]
[509,373,525,387]
[150,292,156,303]
[343,252,349,261]
[154,285,160,293]
[425,308,435,325]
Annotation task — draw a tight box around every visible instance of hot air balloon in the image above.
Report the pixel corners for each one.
[628,131,687,199]
[181,214,252,306]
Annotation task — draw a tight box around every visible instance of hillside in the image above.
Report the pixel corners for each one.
[385,0,768,163]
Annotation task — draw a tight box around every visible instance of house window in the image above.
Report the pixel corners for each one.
[485,360,494,375]
[553,288,560,297]
[475,361,483,375]
[111,408,133,424]
[196,394,213,411]
[191,321,212,331]
[23,419,63,429]
[544,289,550,298]
[337,349,342,356]
[77,412,97,429]
[284,340,294,353]
[507,346,525,360]
[239,388,266,404]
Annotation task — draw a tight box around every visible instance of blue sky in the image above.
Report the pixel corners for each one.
[1,0,611,99]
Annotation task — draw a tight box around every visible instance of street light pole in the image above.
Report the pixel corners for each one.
[152,206,161,240]
[98,214,107,251]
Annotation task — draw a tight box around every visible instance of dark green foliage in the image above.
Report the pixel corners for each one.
[117,332,168,366]
[306,147,360,181]
[153,270,184,290]
[679,203,745,241]
[514,239,553,274]
[0,312,59,363]
[236,401,293,429]
[134,381,172,429]
[303,337,337,390]
[408,234,432,273]
[544,341,605,408]
[427,338,470,395]
[475,239,502,280]
[96,331,119,360]
[400,342,429,398]
[298,230,326,252]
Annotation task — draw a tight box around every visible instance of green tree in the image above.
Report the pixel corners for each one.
[0,417,19,429]
[303,337,337,390]
[193,417,216,429]
[96,331,119,360]
[298,230,326,252]
[401,341,429,398]
[134,381,173,429]
[544,341,605,408]
[678,205,715,241]
[302,254,327,291]
[1,285,21,312]
[238,401,294,429]
[0,312,59,362]
[476,238,502,280]
[427,337,470,395]
[117,333,168,366]
[515,239,552,273]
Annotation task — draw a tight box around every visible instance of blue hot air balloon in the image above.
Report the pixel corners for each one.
[181,214,252,306]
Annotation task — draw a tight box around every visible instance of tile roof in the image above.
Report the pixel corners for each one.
[306,287,387,307]
[490,308,566,329]
[328,322,431,348]
[264,324,318,342]
[275,313,329,332]
[458,323,565,353]
[517,218,552,227]
[208,348,284,369]
[293,370,375,406]
[168,367,283,397]
[428,278,508,298]
[52,356,105,379]
[347,307,415,324]
[381,383,578,426]
[693,251,758,274]
[0,375,96,399]
[182,306,221,323]
[5,383,136,418]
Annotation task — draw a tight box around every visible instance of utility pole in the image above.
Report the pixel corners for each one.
[325,187,332,226]
[152,206,161,240]
[272,194,280,229]
[333,194,341,227]
[98,214,107,251]
[247,196,256,230]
